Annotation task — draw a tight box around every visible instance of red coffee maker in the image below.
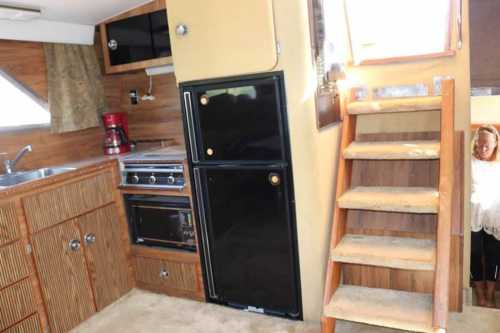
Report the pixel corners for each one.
[102,112,131,155]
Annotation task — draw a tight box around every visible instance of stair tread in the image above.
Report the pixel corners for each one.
[338,186,439,213]
[348,96,442,115]
[331,234,436,271]
[344,140,440,160]
[324,285,433,333]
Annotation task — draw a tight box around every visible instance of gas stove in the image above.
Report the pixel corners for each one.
[120,147,186,190]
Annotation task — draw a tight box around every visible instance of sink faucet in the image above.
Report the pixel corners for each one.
[4,145,32,174]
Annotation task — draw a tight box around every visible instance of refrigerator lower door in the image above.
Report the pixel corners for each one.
[194,166,301,318]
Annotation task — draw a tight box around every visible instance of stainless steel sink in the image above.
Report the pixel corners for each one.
[0,167,76,187]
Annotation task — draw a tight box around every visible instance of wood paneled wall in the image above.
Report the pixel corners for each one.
[0,40,103,172]
[96,31,185,146]
[0,38,185,173]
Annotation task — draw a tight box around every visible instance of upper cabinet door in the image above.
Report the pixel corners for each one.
[167,0,278,82]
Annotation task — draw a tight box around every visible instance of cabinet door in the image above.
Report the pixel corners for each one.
[77,204,131,311]
[167,0,278,82]
[32,222,95,333]
[106,13,155,66]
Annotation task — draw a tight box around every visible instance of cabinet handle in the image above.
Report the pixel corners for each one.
[84,233,96,245]
[68,239,81,252]
[159,268,169,279]
[108,39,118,50]
[175,24,188,36]
[268,173,281,186]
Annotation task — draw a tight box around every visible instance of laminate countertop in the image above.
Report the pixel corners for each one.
[0,145,187,199]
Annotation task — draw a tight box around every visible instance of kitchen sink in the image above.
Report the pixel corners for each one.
[0,167,76,187]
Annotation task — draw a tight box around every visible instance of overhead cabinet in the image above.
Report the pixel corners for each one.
[99,0,172,74]
[167,0,279,82]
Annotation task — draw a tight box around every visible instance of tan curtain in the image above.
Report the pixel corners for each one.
[44,43,107,133]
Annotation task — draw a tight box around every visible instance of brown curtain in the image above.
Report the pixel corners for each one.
[44,43,107,133]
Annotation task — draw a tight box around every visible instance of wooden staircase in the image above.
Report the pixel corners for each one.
[321,80,454,333]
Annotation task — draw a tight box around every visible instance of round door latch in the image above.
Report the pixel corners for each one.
[84,233,96,245]
[175,24,188,36]
[206,148,214,156]
[149,175,157,184]
[200,94,209,106]
[107,39,118,50]
[159,268,169,279]
[268,173,281,186]
[68,239,81,252]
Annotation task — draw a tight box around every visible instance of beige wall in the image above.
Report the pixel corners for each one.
[272,0,340,321]
[471,95,500,124]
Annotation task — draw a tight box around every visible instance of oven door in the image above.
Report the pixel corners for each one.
[125,195,196,251]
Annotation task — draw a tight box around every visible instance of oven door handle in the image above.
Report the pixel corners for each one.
[184,91,199,163]
[193,168,217,299]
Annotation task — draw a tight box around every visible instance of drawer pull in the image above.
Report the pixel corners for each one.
[84,233,96,245]
[68,239,81,252]
[159,268,169,279]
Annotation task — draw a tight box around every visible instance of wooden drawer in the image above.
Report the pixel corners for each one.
[23,172,115,233]
[0,279,37,331]
[0,201,20,246]
[0,241,30,289]
[3,313,42,333]
[134,256,198,292]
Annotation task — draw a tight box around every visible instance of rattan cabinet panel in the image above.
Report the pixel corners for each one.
[23,172,114,233]
[0,201,20,246]
[134,256,197,292]
[0,241,30,289]
[0,279,37,331]
[3,313,42,333]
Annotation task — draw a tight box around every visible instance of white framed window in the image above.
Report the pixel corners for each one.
[344,0,452,64]
[0,70,50,129]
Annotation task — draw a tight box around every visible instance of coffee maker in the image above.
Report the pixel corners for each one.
[102,112,131,155]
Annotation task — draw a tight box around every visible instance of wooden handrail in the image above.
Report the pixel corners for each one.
[321,93,357,333]
[433,79,454,330]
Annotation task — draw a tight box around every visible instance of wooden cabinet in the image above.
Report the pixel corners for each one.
[77,205,131,311]
[0,279,38,331]
[99,0,173,74]
[131,246,204,301]
[3,314,42,333]
[166,0,278,82]
[31,221,96,333]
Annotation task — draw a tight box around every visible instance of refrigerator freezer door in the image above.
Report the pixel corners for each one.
[194,166,300,317]
[185,75,287,163]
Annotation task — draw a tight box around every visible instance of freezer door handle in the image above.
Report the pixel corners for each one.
[183,91,199,162]
[193,168,217,299]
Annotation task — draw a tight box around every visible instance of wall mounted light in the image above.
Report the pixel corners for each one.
[0,4,41,21]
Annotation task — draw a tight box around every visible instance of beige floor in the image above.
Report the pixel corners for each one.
[71,289,500,333]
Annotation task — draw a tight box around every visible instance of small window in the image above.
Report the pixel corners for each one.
[345,0,452,64]
[0,70,50,129]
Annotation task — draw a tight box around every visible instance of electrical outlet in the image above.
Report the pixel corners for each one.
[129,90,138,105]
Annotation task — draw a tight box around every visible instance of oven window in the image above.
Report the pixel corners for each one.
[135,205,185,243]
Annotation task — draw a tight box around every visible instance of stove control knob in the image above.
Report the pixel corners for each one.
[167,176,175,185]
[131,174,140,184]
[148,175,157,184]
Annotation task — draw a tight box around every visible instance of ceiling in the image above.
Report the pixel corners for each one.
[0,0,153,25]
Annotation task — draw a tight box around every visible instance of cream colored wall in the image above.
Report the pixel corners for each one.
[471,95,500,124]
[272,0,340,321]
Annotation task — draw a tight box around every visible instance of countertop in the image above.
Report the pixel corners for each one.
[0,145,187,198]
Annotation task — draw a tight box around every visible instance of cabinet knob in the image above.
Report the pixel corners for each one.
[68,239,81,252]
[108,39,118,50]
[268,173,281,186]
[84,233,96,245]
[175,24,188,36]
[159,268,169,279]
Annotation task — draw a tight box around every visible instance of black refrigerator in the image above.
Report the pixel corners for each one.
[180,71,302,319]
